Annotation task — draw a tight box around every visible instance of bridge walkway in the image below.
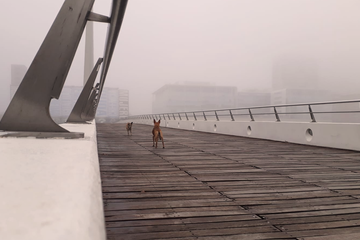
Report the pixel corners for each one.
[97,123,360,240]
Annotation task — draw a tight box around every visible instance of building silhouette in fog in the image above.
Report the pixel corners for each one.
[10,64,27,100]
[237,91,271,108]
[271,56,333,105]
[0,65,27,116]
[118,89,129,118]
[152,82,237,113]
[271,56,334,121]
[50,87,128,123]
[272,57,319,91]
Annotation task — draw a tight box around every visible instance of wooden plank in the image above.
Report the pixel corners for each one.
[97,123,360,240]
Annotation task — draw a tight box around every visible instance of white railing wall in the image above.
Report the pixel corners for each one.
[131,118,360,151]
[124,100,360,151]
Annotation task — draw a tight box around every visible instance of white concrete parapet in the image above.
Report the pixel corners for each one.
[0,122,105,240]
[132,118,360,152]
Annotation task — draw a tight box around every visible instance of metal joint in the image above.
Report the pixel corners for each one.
[248,109,254,121]
[309,105,316,122]
[185,113,189,121]
[87,12,111,23]
[215,111,219,121]
[274,107,280,122]
[229,110,235,121]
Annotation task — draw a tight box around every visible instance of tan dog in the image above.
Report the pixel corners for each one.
[152,119,164,148]
[126,122,133,136]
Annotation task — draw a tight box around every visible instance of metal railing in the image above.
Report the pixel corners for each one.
[126,99,360,123]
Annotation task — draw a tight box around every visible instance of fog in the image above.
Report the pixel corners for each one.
[1,0,360,115]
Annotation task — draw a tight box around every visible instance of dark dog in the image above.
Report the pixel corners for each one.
[152,119,164,148]
[126,122,133,136]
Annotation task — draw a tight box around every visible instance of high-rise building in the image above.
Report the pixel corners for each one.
[270,57,335,121]
[119,89,129,118]
[272,56,319,91]
[10,64,28,100]
[152,82,237,113]
[270,56,332,105]
[96,87,122,121]
[237,91,271,108]
[0,64,28,115]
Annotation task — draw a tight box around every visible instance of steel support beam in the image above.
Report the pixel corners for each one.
[81,89,99,121]
[95,0,128,113]
[0,0,95,132]
[66,58,103,123]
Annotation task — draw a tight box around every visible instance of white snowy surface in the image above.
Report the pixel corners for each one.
[0,122,105,240]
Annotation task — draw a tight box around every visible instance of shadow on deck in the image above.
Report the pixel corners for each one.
[97,123,360,240]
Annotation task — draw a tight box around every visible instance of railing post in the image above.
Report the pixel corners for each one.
[178,113,182,120]
[248,109,254,121]
[309,105,316,122]
[185,113,189,120]
[203,112,207,121]
[274,107,280,122]
[229,110,235,121]
[193,112,197,121]
[167,114,171,120]
[163,114,166,121]
[215,111,219,121]
[172,113,176,120]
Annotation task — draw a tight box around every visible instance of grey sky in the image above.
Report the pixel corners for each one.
[1,0,360,114]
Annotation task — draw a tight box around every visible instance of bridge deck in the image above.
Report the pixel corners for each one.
[97,123,360,240]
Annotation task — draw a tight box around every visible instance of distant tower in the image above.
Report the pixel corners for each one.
[84,21,94,85]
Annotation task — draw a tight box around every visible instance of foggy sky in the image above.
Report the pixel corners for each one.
[1,0,360,115]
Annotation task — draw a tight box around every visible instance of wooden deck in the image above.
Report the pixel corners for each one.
[97,123,360,240]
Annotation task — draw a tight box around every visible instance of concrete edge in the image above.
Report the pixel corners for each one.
[0,121,106,240]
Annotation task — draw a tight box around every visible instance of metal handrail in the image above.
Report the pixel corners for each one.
[128,99,360,123]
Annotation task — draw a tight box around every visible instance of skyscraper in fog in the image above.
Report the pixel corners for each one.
[0,65,28,114]
[10,64,27,100]
[272,56,318,91]
[271,56,332,106]
[152,82,237,113]
[271,56,332,121]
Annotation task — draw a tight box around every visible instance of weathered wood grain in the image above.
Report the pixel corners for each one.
[98,123,360,239]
